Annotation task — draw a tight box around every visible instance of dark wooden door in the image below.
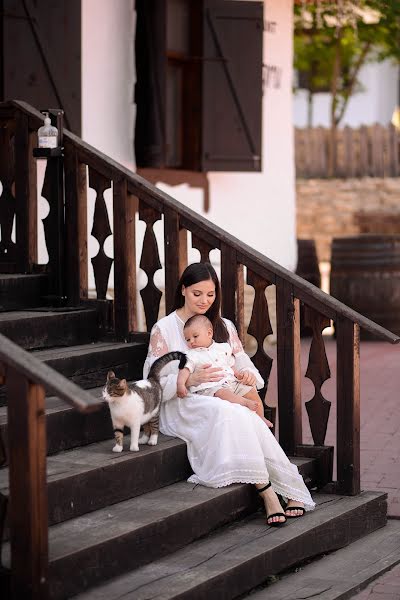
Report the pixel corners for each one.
[1,0,81,134]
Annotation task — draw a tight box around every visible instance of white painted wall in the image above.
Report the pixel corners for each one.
[80,0,297,294]
[294,59,398,128]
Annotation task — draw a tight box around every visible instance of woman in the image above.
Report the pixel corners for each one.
[143,263,315,525]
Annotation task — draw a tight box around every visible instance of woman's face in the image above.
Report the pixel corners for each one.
[182,279,216,317]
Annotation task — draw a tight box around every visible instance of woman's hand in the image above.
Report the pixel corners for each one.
[187,364,224,388]
[235,370,257,387]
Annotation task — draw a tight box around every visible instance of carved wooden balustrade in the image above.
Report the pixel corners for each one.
[1,100,400,506]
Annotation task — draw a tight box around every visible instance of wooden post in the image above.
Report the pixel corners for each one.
[113,179,138,338]
[64,143,88,304]
[7,371,49,599]
[220,244,245,340]
[164,207,186,316]
[336,317,360,495]
[15,113,37,272]
[276,279,302,455]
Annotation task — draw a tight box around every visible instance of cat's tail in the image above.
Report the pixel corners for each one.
[148,351,187,381]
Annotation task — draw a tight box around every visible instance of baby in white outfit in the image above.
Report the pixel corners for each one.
[177,315,272,426]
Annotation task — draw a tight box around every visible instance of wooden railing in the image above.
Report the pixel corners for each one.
[0,332,101,598]
[0,99,399,595]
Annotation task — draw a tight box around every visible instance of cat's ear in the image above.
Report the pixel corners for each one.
[107,371,116,381]
[120,379,127,388]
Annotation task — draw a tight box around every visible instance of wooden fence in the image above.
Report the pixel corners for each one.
[295,124,400,178]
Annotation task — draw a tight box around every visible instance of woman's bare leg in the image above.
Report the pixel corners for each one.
[255,483,286,525]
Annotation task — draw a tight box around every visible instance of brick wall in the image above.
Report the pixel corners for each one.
[296,178,400,262]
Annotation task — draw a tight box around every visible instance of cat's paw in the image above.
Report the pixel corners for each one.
[138,434,149,444]
[147,434,158,446]
[129,444,140,452]
[112,444,123,453]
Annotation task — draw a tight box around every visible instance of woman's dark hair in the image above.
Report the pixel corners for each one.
[174,262,229,343]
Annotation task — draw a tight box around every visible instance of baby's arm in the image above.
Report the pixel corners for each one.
[177,367,191,398]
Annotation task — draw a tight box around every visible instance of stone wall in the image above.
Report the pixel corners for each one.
[296,178,400,262]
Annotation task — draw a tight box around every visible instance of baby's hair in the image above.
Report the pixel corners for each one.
[183,314,213,331]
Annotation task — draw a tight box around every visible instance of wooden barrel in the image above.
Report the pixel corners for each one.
[330,234,400,339]
[296,239,321,336]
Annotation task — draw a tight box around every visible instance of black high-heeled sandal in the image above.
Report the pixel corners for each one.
[257,482,287,527]
[284,505,305,518]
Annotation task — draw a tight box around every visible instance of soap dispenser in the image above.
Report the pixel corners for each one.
[38,112,58,148]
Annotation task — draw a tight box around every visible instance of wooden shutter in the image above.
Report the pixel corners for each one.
[1,0,81,134]
[134,0,167,168]
[202,0,263,172]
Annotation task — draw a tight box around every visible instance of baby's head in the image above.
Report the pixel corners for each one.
[183,315,213,349]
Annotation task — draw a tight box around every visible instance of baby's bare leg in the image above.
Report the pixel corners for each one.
[243,389,273,427]
[214,388,257,411]
[177,367,191,398]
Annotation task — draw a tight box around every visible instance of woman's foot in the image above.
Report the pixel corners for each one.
[256,483,286,526]
[285,500,305,518]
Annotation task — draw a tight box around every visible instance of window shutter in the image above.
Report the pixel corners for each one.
[202,0,263,172]
[1,0,81,134]
[135,0,167,168]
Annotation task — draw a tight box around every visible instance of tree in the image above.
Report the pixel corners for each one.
[294,1,400,173]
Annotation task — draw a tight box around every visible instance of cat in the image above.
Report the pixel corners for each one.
[103,351,187,452]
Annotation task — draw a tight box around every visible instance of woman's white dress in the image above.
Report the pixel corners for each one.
[143,311,315,511]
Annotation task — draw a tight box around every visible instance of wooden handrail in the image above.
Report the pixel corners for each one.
[0,333,102,412]
[5,100,399,344]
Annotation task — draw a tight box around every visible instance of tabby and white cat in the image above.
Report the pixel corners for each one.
[103,351,186,452]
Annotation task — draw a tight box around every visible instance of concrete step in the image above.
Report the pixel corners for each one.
[0,273,48,311]
[71,491,387,600]
[0,307,99,350]
[247,518,400,600]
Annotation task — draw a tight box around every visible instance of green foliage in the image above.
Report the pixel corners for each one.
[294,1,400,127]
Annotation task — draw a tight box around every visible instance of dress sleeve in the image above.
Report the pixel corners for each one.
[143,323,180,402]
[225,320,264,390]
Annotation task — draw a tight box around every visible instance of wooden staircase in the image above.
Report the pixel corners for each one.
[0,100,399,599]
[0,269,391,600]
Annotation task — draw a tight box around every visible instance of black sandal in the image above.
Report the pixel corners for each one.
[257,482,287,527]
[284,505,306,518]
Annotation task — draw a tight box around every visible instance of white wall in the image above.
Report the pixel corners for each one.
[294,59,398,128]
[80,0,297,292]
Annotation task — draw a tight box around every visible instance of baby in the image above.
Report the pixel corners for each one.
[177,315,273,427]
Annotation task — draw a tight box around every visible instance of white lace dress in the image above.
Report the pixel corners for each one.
[143,311,315,511]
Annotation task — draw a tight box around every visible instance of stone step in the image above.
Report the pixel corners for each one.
[0,340,148,406]
[247,518,400,600]
[0,273,48,311]
[71,491,387,600]
[0,307,99,350]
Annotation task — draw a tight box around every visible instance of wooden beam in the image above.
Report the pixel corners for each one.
[8,373,49,599]
[113,180,138,337]
[276,279,302,455]
[336,318,361,495]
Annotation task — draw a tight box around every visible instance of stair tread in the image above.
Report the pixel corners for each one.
[31,340,146,359]
[0,386,104,425]
[248,519,400,599]
[72,491,386,600]
[0,434,186,492]
[0,431,314,492]
[0,308,97,324]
